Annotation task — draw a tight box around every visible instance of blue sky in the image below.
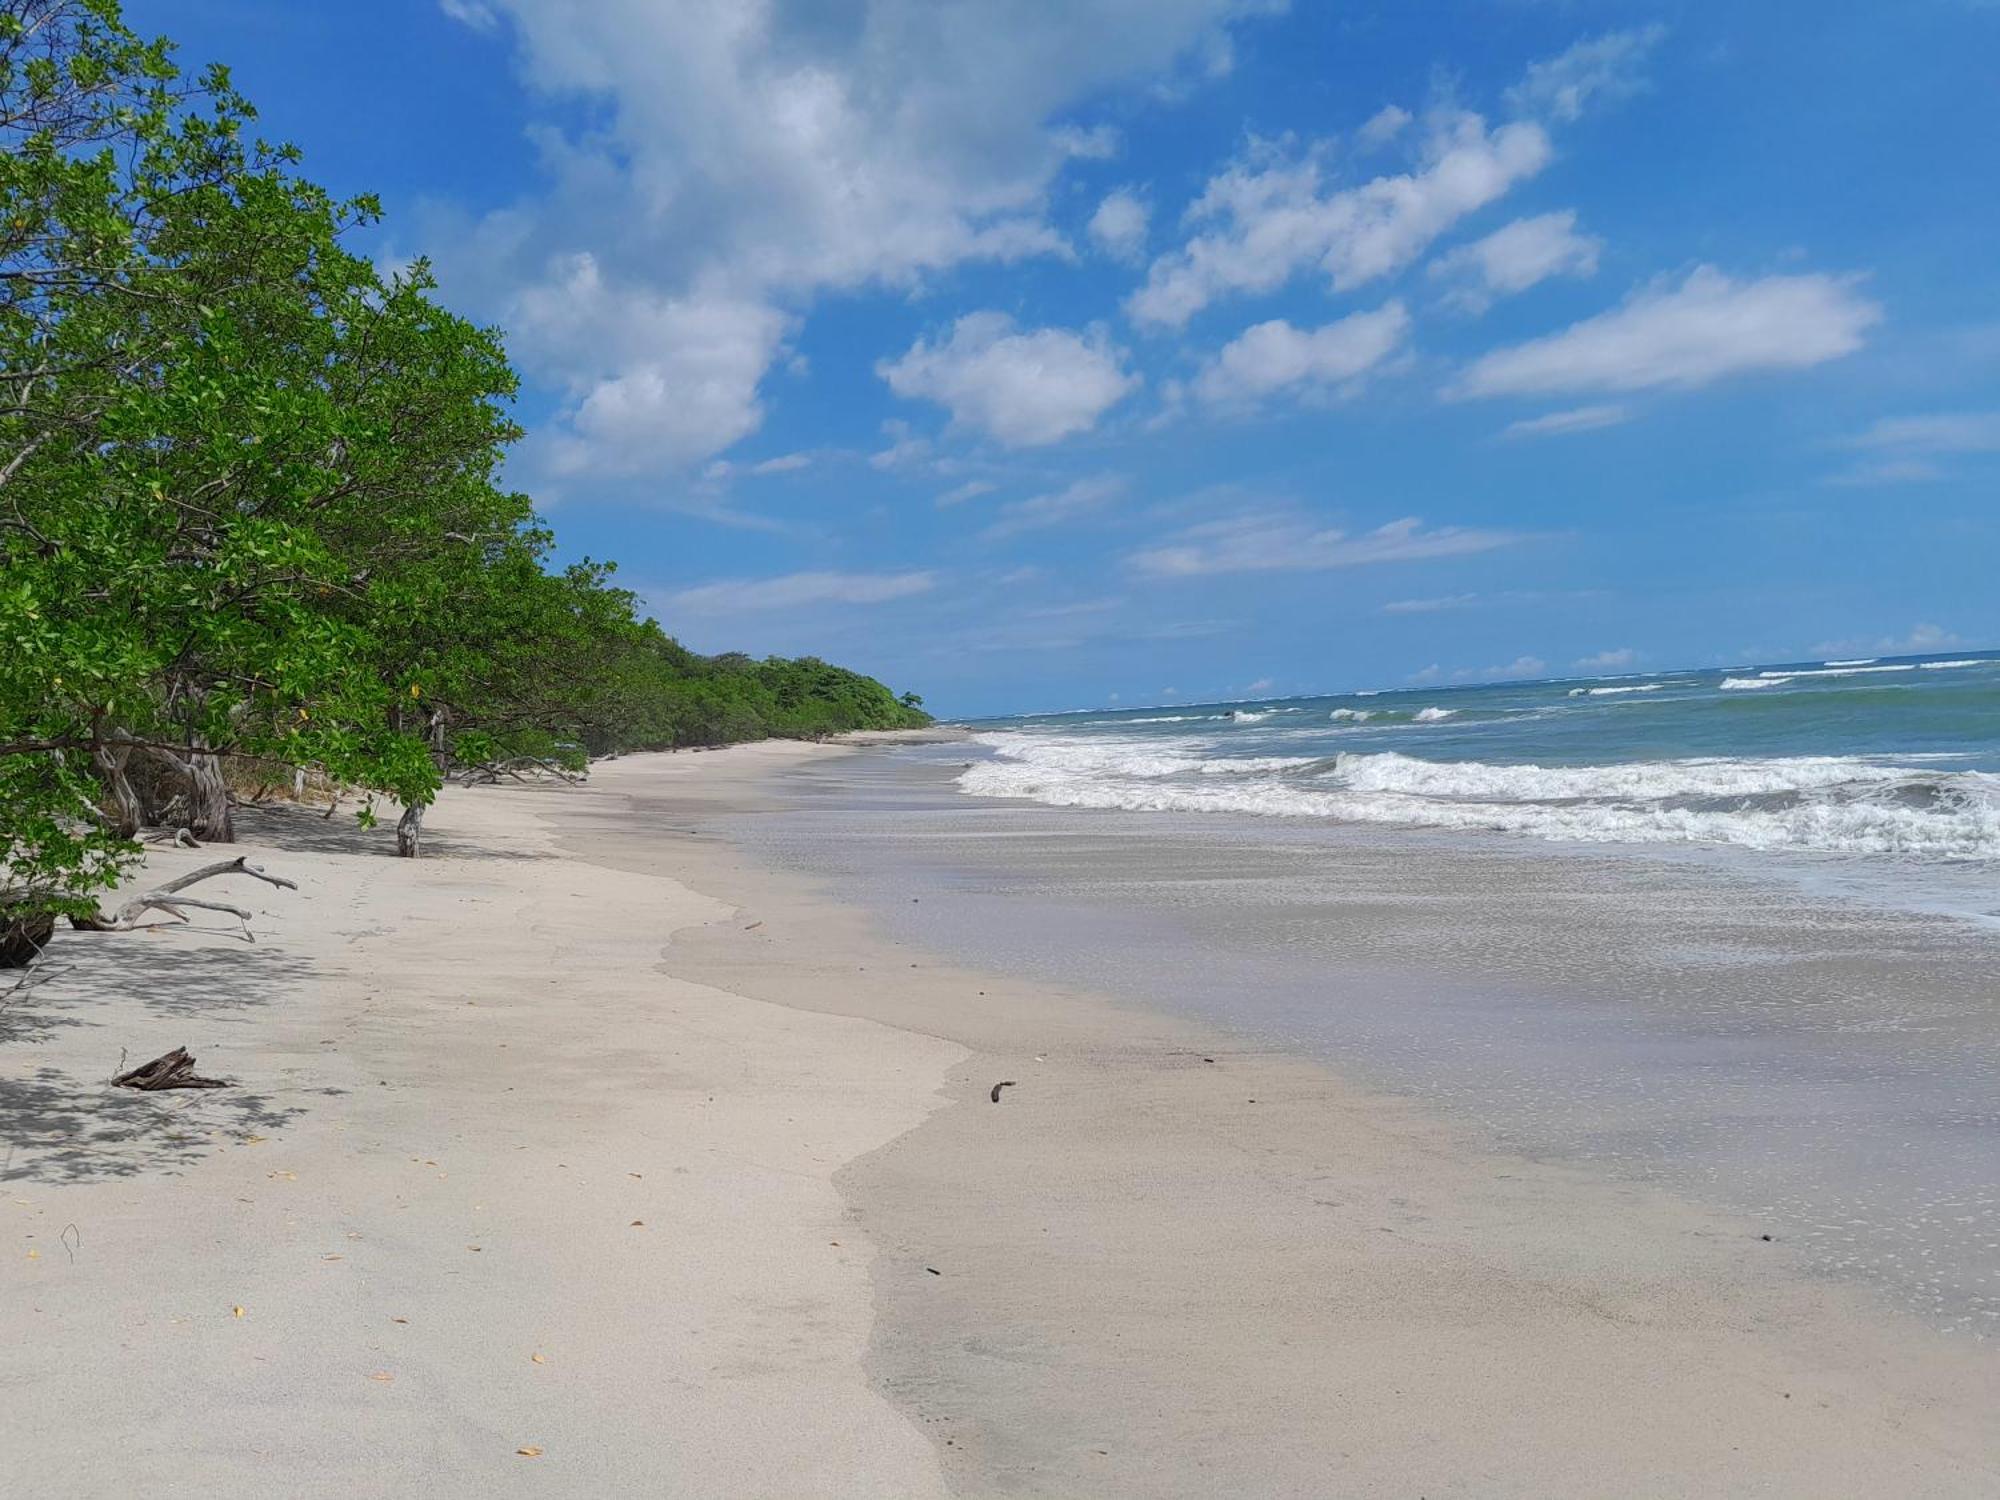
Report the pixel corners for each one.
[131,1,2000,715]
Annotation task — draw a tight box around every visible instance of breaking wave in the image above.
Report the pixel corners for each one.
[958,736,2000,861]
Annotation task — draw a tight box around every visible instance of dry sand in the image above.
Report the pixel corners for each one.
[6,739,1999,1497]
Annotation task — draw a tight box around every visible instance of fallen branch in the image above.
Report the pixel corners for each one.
[112,1046,228,1090]
[73,855,298,943]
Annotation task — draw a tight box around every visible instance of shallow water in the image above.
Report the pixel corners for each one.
[724,746,2000,1335]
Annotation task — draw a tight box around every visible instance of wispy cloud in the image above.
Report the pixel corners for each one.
[1453,267,1880,399]
[1129,511,1518,578]
[1505,25,1667,123]
[1501,404,1630,439]
[669,570,937,614]
[936,479,999,508]
[1822,410,2000,485]
[1429,210,1600,314]
[1847,410,2000,452]
[981,474,1126,541]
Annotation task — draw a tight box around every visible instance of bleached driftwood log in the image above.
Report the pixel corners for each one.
[71,855,298,942]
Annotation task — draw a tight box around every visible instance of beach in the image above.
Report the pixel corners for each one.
[7,740,2000,1496]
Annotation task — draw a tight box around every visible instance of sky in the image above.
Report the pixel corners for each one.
[130,1,2000,716]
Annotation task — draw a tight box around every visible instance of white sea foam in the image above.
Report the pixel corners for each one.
[1825,658,1878,667]
[1568,683,1665,697]
[1762,664,1916,680]
[1231,709,1273,723]
[1330,708,1374,721]
[1921,657,1997,670]
[1721,676,1783,690]
[1413,706,1457,722]
[960,736,2000,860]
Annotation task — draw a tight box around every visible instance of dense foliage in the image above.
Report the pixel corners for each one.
[0,1,925,934]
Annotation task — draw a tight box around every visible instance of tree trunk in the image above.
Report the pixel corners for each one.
[0,910,55,969]
[396,801,423,858]
[187,745,233,843]
[93,738,143,839]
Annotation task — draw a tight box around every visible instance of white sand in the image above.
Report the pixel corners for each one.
[4,763,957,1496]
[7,741,1999,1497]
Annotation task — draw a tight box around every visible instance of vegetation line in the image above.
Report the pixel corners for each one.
[0,0,927,952]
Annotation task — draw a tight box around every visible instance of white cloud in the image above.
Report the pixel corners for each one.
[868,419,932,471]
[981,474,1126,540]
[1127,109,1552,328]
[1382,589,1564,614]
[1193,302,1410,406]
[1356,104,1412,149]
[511,255,789,476]
[1128,511,1518,578]
[1847,411,2000,453]
[1501,403,1630,439]
[1088,189,1151,262]
[1574,647,1636,671]
[1505,25,1667,123]
[936,479,999,508]
[669,569,937,614]
[1821,458,1947,488]
[1429,210,1600,313]
[1811,623,1967,657]
[749,452,812,475]
[1459,655,1549,681]
[439,0,499,30]
[879,312,1139,446]
[1452,266,1881,399]
[434,1,1271,472]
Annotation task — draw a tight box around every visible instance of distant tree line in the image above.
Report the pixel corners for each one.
[0,0,926,953]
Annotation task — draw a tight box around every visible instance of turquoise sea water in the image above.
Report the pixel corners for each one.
[960,651,2000,864]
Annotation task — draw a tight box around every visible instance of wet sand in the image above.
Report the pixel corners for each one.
[7,739,1997,1497]
[580,744,2000,1497]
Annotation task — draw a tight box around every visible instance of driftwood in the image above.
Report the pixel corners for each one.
[112,1046,227,1090]
[72,855,298,942]
[454,755,588,787]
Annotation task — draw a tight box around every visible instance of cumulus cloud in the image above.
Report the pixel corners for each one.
[509,254,790,475]
[1088,189,1151,262]
[1452,266,1881,399]
[1574,647,1636,671]
[434,1,1272,473]
[1506,25,1667,123]
[1501,403,1630,439]
[1429,210,1600,312]
[1128,510,1517,578]
[981,474,1126,540]
[668,569,937,614]
[1128,111,1551,328]
[1193,302,1410,406]
[878,312,1139,446]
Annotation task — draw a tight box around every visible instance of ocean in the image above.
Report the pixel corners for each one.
[958,651,2000,869]
[699,655,2000,1331]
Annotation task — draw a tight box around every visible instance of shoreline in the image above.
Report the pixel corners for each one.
[7,740,1998,1496]
[579,745,1999,1496]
